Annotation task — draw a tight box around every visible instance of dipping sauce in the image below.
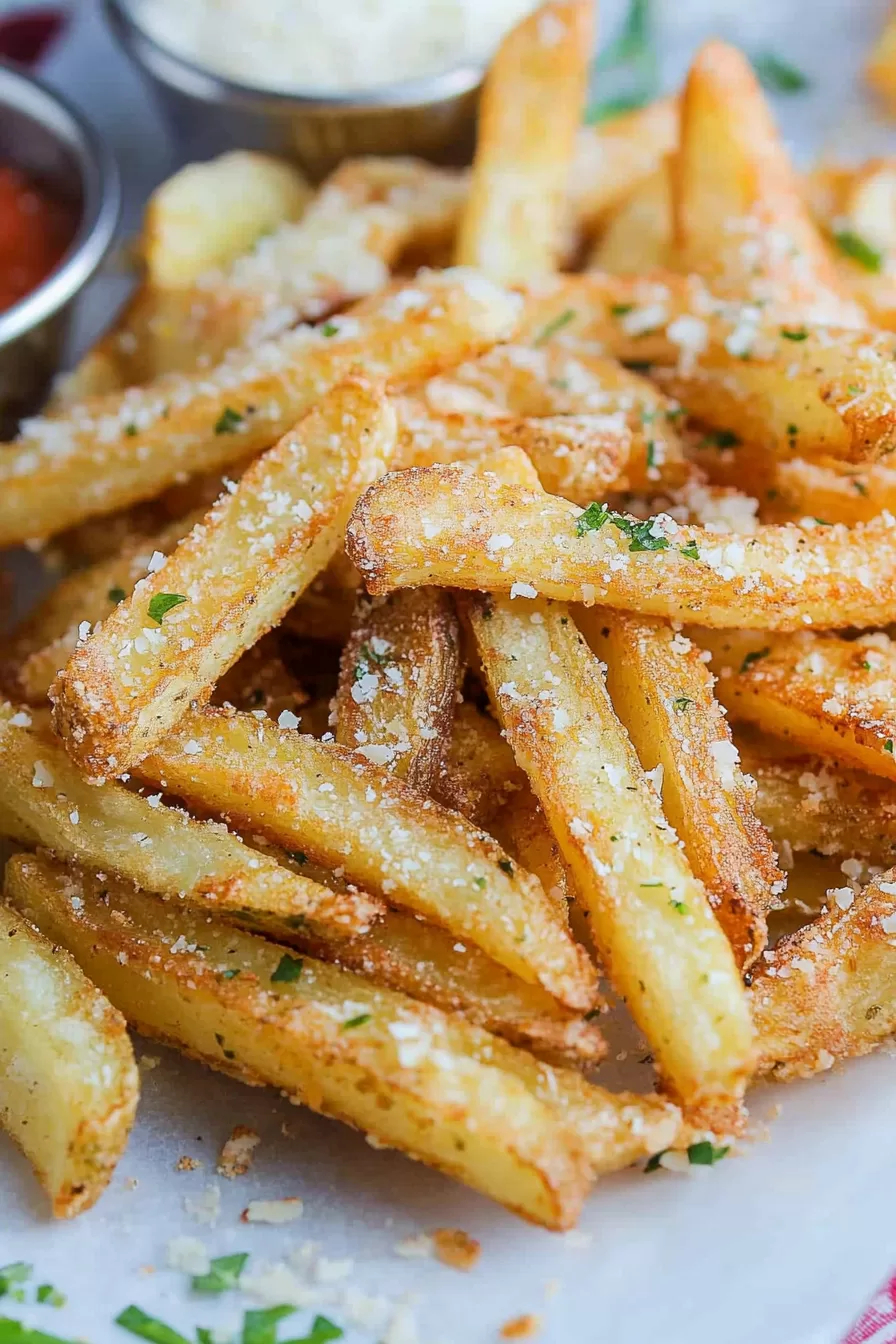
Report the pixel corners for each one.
[131,0,537,93]
[0,163,75,314]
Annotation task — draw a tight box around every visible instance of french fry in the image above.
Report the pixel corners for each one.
[0,269,521,545]
[703,629,896,781]
[515,273,896,464]
[5,854,592,1230]
[418,341,689,489]
[346,460,896,630]
[335,587,460,790]
[282,550,361,645]
[455,1,594,280]
[395,398,636,502]
[751,868,896,1080]
[568,96,678,239]
[804,158,896,330]
[2,508,207,705]
[9,853,680,1196]
[433,701,529,823]
[581,612,782,968]
[137,706,598,1010]
[588,164,674,274]
[281,907,606,1068]
[213,632,309,721]
[0,896,138,1218]
[673,41,863,325]
[51,379,395,777]
[741,744,896,868]
[0,704,379,937]
[867,5,896,115]
[466,594,755,1119]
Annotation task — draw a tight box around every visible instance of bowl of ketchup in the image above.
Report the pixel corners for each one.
[0,61,119,436]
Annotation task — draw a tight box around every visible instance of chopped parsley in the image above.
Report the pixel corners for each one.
[740,647,770,674]
[833,230,884,273]
[34,1288,64,1309]
[319,321,339,337]
[0,1320,77,1343]
[644,1152,664,1172]
[241,1306,295,1344]
[214,406,244,435]
[780,327,808,341]
[147,593,186,624]
[670,898,687,914]
[115,1306,191,1344]
[575,504,678,552]
[498,858,514,875]
[271,954,304,984]
[124,423,139,437]
[107,586,126,604]
[646,441,657,468]
[0,1268,30,1300]
[701,429,740,450]
[353,642,390,680]
[853,480,869,497]
[342,1013,371,1030]
[533,308,576,345]
[473,876,487,890]
[611,303,634,317]
[672,697,693,712]
[686,1140,730,1165]
[584,90,653,124]
[751,51,810,94]
[640,880,663,888]
[862,660,873,671]
[885,740,894,755]
[679,539,700,560]
[192,1252,249,1296]
[575,502,611,536]
[292,1318,344,1344]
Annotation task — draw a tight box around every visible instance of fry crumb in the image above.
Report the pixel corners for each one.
[501,1313,541,1339]
[242,1196,303,1224]
[431,1227,481,1271]
[175,1155,201,1172]
[218,1125,261,1178]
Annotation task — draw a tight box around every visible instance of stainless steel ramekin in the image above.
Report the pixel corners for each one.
[103,0,484,181]
[0,62,120,438]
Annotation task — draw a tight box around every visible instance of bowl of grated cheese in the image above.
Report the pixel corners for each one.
[104,0,538,180]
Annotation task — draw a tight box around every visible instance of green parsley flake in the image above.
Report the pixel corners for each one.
[0,1268,30,1300]
[885,740,894,754]
[740,647,770,674]
[0,1319,77,1344]
[533,308,576,345]
[124,423,138,437]
[575,502,611,536]
[342,1013,371,1030]
[834,230,884,273]
[147,593,186,625]
[584,90,652,125]
[241,1307,296,1344]
[853,480,869,497]
[191,1252,249,1295]
[612,516,670,552]
[646,440,657,468]
[679,539,700,560]
[115,1306,191,1344]
[473,876,487,890]
[319,321,339,337]
[107,586,126,604]
[214,406,244,435]
[686,1140,730,1165]
[701,429,740,450]
[670,898,687,914]
[672,697,693,711]
[292,1318,344,1344]
[611,303,634,317]
[780,327,808,341]
[751,51,810,93]
[271,954,304,984]
[35,1287,65,1309]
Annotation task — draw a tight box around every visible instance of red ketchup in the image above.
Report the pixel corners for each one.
[0,163,75,314]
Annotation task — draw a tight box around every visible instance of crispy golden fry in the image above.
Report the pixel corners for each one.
[515,273,896,464]
[704,629,896,781]
[568,97,678,239]
[138,707,597,1009]
[52,380,396,777]
[2,509,207,705]
[284,908,605,1068]
[213,632,308,721]
[0,269,521,546]
[466,594,754,1119]
[0,704,378,936]
[395,398,635,502]
[455,1,594,280]
[867,6,896,114]
[805,158,896,330]
[418,340,688,489]
[433,701,528,824]
[751,868,896,1079]
[6,855,593,1229]
[15,853,680,1192]
[335,588,460,790]
[588,164,674,274]
[582,612,781,968]
[741,743,896,868]
[673,42,862,325]
[0,893,138,1218]
[347,459,896,630]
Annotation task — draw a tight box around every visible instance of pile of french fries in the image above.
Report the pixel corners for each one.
[4,0,896,1231]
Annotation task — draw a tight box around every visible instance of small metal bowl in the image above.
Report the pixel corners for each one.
[103,0,484,181]
[0,62,120,438]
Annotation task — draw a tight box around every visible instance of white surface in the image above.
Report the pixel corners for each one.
[3,2,896,1341]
